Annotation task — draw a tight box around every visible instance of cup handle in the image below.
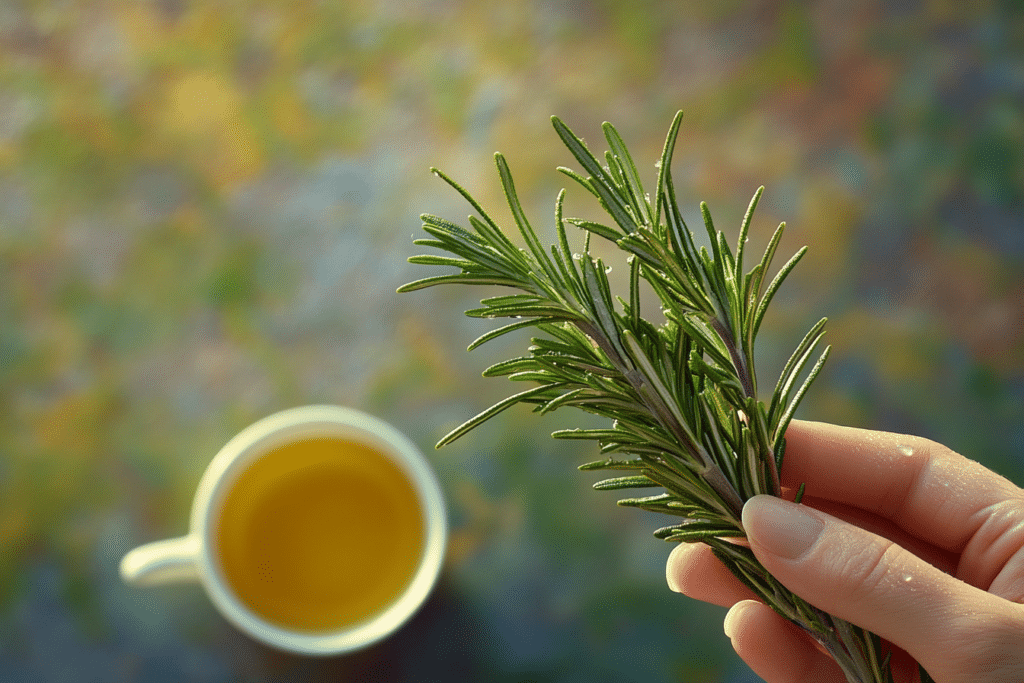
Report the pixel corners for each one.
[120,535,202,587]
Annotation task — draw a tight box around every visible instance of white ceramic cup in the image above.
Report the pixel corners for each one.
[119,405,447,656]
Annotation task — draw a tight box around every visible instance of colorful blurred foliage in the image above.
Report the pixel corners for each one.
[0,1,1021,681]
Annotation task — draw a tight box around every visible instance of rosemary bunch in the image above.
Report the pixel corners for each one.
[399,112,905,683]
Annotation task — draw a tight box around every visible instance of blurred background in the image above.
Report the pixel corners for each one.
[0,1,1022,681]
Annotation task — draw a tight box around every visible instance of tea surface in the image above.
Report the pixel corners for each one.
[216,436,425,632]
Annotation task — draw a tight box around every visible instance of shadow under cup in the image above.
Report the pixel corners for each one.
[126,406,447,656]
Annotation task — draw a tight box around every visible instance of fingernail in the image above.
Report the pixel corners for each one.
[742,495,824,560]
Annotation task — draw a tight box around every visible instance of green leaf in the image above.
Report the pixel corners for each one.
[495,153,564,290]
[429,167,524,262]
[551,116,637,234]
[616,493,703,517]
[603,121,653,227]
[773,345,831,452]
[658,523,746,542]
[592,474,659,490]
[553,189,586,303]
[550,117,612,189]
[768,316,827,423]
[397,273,525,292]
[579,254,629,365]
[653,110,684,239]
[406,254,478,269]
[420,212,487,245]
[794,482,807,504]
[753,243,807,340]
[735,186,763,284]
[468,317,560,351]
[561,429,633,443]
[481,357,540,377]
[565,217,623,243]
[556,166,600,199]
[464,303,580,319]
[671,313,732,370]
[435,383,568,448]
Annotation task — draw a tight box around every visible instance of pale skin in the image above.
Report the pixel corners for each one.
[666,419,1024,683]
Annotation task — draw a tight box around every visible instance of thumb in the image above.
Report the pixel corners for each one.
[741,495,1021,679]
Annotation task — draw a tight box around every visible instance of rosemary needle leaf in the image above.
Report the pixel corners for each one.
[592,475,660,490]
[468,318,560,351]
[768,317,828,420]
[603,121,653,227]
[735,186,763,281]
[753,244,808,339]
[774,345,832,452]
[794,482,807,504]
[396,273,524,292]
[657,525,747,542]
[556,166,600,198]
[435,383,568,448]
[552,118,636,235]
[576,456,646,470]
[565,217,622,242]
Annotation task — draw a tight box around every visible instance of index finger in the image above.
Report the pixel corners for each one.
[779,420,1024,554]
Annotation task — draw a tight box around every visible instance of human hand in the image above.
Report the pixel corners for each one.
[666,419,1024,682]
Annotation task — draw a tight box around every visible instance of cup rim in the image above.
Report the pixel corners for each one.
[189,405,447,655]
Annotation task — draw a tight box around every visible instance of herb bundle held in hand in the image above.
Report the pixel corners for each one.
[399,113,931,683]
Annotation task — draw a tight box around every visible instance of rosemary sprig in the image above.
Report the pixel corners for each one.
[400,112,916,683]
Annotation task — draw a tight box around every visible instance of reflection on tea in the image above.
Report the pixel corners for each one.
[216,436,425,632]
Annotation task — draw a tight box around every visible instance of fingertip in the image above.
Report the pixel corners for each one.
[665,542,701,593]
[724,600,847,681]
[723,599,758,638]
[666,541,764,608]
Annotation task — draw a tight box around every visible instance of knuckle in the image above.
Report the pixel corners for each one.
[877,434,941,519]
[832,534,901,603]
[939,609,1024,681]
[901,432,952,459]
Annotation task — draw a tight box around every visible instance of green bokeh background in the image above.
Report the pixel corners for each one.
[1,2,1022,681]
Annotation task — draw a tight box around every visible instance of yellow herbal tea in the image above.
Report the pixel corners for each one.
[216,436,425,632]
